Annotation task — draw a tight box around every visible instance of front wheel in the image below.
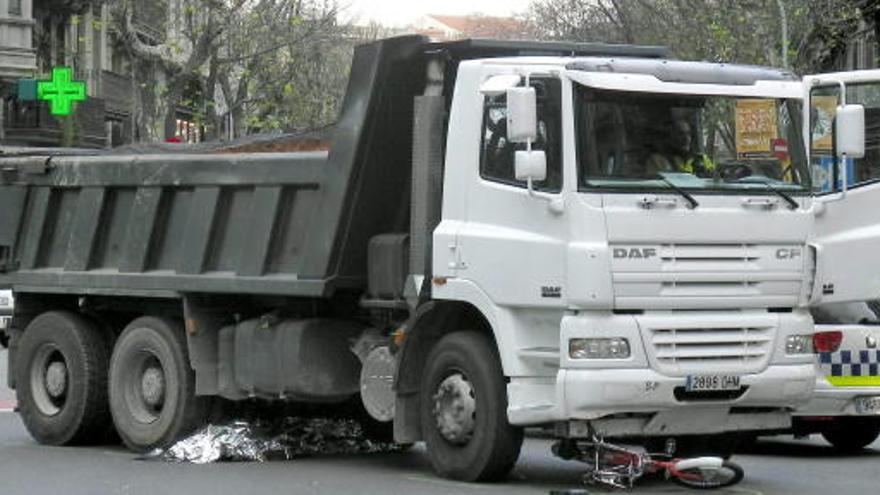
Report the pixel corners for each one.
[420,331,523,482]
[671,459,744,490]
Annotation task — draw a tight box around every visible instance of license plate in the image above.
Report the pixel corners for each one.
[685,375,741,392]
[855,396,880,414]
[0,316,9,329]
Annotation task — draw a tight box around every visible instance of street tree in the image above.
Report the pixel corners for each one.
[107,0,352,141]
[524,0,866,73]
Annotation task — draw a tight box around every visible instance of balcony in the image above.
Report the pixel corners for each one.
[71,68,134,116]
[4,98,108,149]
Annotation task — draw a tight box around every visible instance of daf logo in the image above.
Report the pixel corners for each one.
[776,248,802,260]
[867,336,878,349]
[613,248,658,259]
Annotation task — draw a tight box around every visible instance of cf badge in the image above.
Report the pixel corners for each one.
[867,336,878,349]
[776,248,802,260]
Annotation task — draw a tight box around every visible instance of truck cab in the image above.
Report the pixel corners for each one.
[429,56,816,441]
[405,54,880,476]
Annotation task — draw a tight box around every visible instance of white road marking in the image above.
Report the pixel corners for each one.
[728,488,765,495]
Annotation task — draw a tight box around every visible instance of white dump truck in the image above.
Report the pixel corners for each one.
[1,36,880,482]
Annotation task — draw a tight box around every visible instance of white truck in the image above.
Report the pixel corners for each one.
[1,36,880,482]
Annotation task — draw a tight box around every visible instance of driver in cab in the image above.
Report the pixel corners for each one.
[646,120,715,177]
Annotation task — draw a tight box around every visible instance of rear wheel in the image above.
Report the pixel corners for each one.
[15,311,112,445]
[671,460,744,489]
[109,316,210,452]
[420,331,523,482]
[821,417,880,452]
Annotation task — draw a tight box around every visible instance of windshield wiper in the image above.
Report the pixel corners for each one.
[649,175,699,209]
[736,177,799,210]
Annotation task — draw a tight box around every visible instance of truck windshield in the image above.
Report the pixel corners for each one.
[575,86,810,193]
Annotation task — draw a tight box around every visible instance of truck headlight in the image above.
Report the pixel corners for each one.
[569,338,631,359]
[786,334,813,355]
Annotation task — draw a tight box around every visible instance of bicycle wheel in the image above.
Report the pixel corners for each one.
[671,460,744,489]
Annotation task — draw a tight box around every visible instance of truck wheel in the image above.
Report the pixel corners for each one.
[821,417,880,452]
[420,331,523,481]
[109,316,210,452]
[15,311,112,445]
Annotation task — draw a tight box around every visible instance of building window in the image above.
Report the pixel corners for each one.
[9,0,22,16]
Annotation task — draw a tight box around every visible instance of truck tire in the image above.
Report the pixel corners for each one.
[15,311,112,445]
[420,331,523,481]
[821,417,880,452]
[109,316,210,452]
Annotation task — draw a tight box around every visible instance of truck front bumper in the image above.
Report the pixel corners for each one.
[506,310,816,436]
[559,363,814,419]
[508,364,814,437]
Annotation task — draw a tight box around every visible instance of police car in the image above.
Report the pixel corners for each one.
[0,289,11,348]
[793,302,880,451]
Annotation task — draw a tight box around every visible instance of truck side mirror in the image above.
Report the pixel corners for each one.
[506,87,537,143]
[836,104,865,159]
[515,150,547,182]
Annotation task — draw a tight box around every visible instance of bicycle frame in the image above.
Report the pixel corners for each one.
[553,435,738,490]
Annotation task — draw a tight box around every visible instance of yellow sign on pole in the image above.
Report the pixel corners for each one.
[735,99,778,156]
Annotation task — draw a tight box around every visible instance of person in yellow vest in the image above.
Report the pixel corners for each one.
[646,121,716,177]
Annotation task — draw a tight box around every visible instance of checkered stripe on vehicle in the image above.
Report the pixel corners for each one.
[818,350,880,377]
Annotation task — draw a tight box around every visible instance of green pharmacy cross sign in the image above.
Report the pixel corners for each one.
[36,67,87,116]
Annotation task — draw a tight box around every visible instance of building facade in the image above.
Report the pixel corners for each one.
[0,0,37,142]
[0,0,202,149]
[839,18,878,70]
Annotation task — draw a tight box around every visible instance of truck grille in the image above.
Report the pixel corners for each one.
[648,325,775,376]
[611,243,806,309]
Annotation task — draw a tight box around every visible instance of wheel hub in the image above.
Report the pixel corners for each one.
[432,373,477,445]
[44,360,68,398]
[140,366,166,407]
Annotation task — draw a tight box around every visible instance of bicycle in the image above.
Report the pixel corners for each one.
[551,436,744,490]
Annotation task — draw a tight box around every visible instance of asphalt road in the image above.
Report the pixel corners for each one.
[0,348,878,495]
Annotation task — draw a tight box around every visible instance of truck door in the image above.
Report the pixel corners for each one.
[806,70,880,304]
[456,74,568,308]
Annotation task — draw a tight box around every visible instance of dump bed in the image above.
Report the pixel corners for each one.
[0,36,429,299]
[0,36,666,299]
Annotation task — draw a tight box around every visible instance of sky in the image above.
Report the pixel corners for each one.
[343,0,533,27]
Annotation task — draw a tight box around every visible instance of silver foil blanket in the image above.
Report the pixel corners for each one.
[147,418,399,464]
